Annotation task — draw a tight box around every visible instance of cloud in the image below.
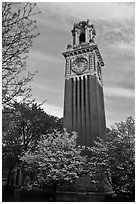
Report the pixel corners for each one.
[27,50,61,64]
[24,2,134,128]
[41,103,63,118]
[37,2,134,22]
[95,19,134,52]
[105,96,135,127]
[104,86,134,99]
[32,82,62,94]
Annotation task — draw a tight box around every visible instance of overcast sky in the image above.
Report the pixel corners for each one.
[26,2,135,127]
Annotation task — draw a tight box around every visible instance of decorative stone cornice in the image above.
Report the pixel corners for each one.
[65,70,96,80]
[62,43,104,67]
[96,75,103,87]
[65,71,103,88]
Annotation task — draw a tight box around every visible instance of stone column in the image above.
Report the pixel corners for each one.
[89,29,91,42]
[85,26,88,43]
[75,29,78,45]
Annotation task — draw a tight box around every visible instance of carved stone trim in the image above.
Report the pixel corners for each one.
[65,58,70,76]
[89,52,94,70]
[96,74,103,87]
[63,44,104,67]
[93,45,104,66]
[65,71,96,80]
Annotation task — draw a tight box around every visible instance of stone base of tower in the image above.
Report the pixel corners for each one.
[56,191,113,202]
[56,175,113,202]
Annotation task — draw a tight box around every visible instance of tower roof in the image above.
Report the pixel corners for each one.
[63,20,104,67]
[73,19,94,29]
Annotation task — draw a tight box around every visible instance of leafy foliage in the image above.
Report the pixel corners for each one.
[2,2,40,107]
[20,131,87,190]
[88,116,135,201]
[2,102,63,177]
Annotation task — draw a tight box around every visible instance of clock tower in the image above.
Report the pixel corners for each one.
[63,20,106,147]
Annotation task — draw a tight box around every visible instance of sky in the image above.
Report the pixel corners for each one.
[25,2,135,127]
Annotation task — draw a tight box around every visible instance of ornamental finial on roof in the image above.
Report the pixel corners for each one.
[71,20,96,46]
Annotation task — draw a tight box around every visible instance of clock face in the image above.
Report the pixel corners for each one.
[72,58,88,74]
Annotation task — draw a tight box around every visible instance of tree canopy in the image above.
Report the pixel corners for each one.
[21,131,87,190]
[88,116,135,201]
[3,102,63,177]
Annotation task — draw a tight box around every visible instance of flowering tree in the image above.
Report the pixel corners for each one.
[21,131,87,199]
[88,116,135,201]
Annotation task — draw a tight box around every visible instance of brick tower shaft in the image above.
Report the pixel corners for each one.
[63,20,106,147]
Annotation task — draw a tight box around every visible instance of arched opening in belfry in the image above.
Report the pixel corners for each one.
[79,32,85,43]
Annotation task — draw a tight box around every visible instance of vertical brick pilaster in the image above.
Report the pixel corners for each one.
[76,77,81,145]
[97,83,106,140]
[81,76,86,145]
[63,78,73,132]
[89,75,100,146]
[72,77,76,131]
[85,75,90,146]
